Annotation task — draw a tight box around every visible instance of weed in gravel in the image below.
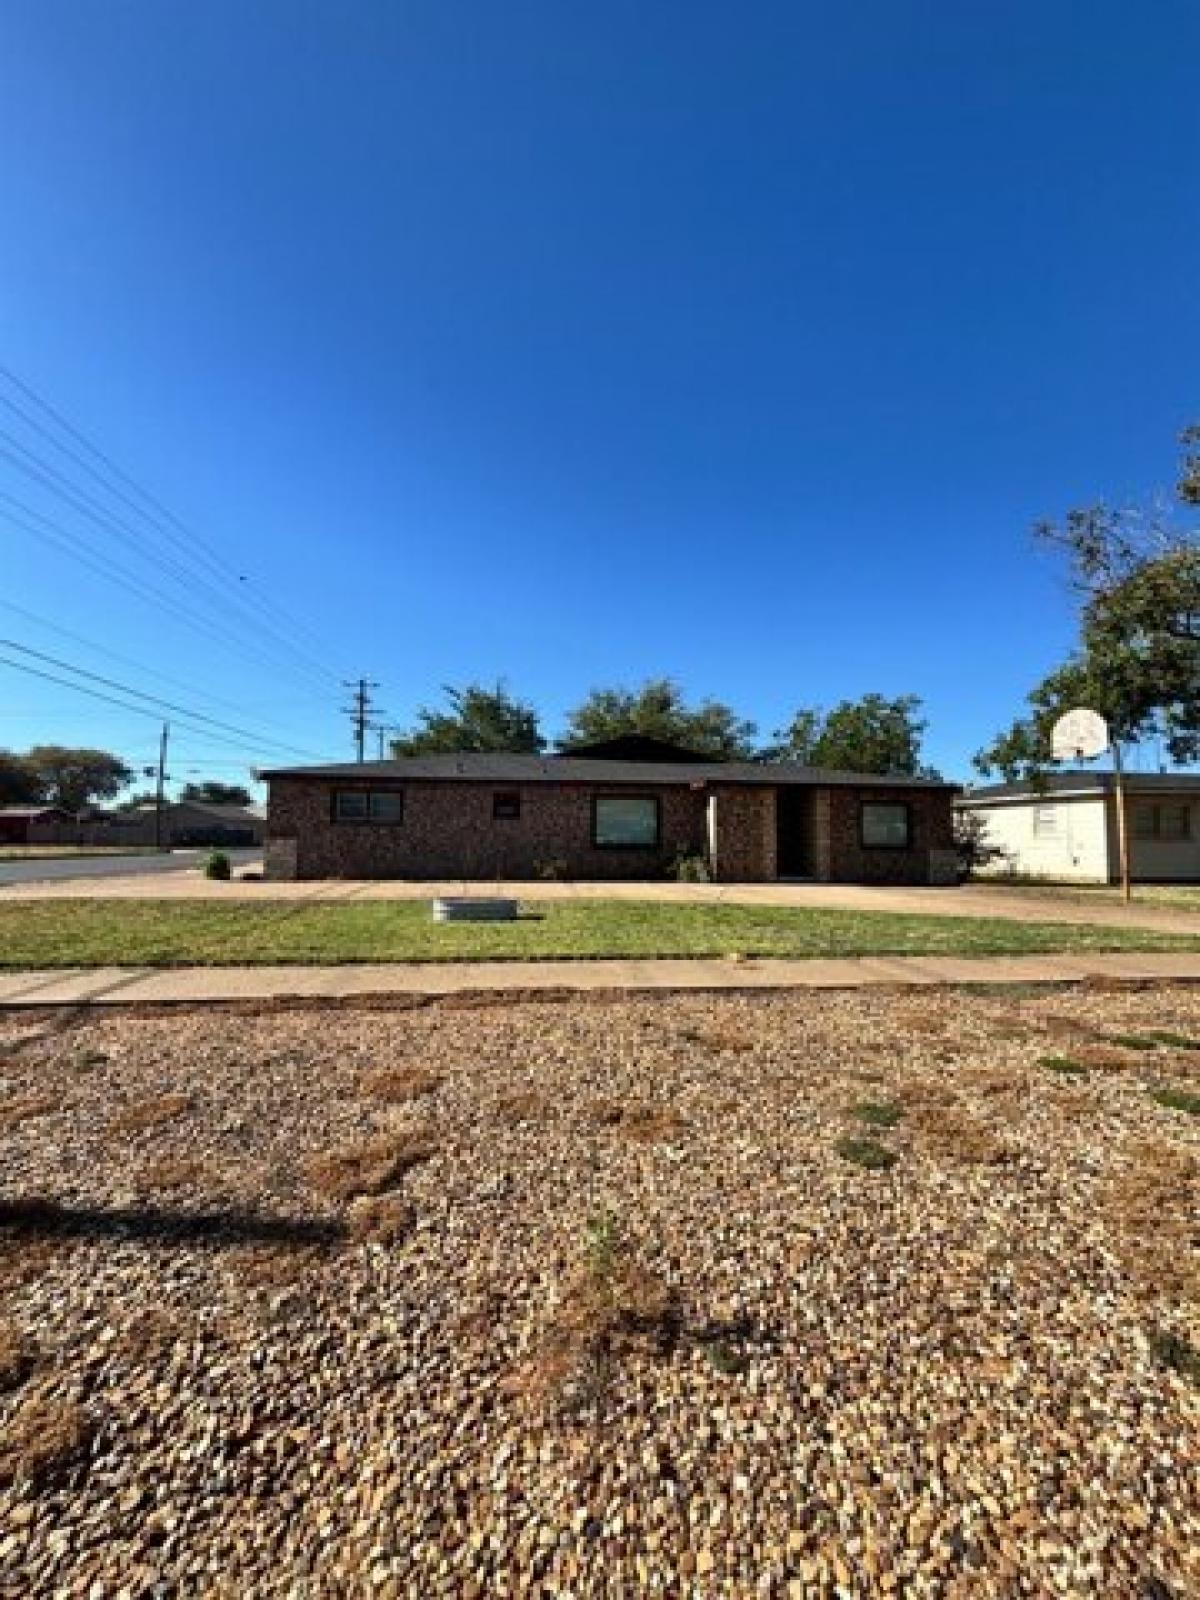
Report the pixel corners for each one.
[590,1100,685,1142]
[360,1066,442,1103]
[0,1396,94,1490]
[137,1155,206,1191]
[347,1193,415,1245]
[836,1136,898,1172]
[0,1095,60,1129]
[1040,1055,1089,1077]
[1067,1043,1136,1071]
[1150,1086,1200,1116]
[1105,1034,1162,1051]
[494,1089,551,1122]
[0,1327,36,1392]
[308,1130,436,1200]
[517,1211,678,1413]
[702,1337,747,1375]
[115,1307,187,1362]
[107,1093,192,1139]
[910,1105,1009,1165]
[853,1100,905,1129]
[1145,1031,1200,1051]
[1148,1327,1200,1384]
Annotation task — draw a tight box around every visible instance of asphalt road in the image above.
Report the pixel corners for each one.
[0,849,262,886]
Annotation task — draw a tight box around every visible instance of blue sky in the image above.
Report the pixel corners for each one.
[1,1,1197,790]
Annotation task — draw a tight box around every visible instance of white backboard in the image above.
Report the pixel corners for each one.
[1051,708,1109,761]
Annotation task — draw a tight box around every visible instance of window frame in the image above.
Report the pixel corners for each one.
[332,788,404,825]
[858,800,913,852]
[1134,801,1192,842]
[591,793,662,851]
[492,790,521,822]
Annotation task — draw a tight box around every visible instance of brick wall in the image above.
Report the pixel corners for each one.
[820,786,955,885]
[267,776,955,884]
[267,778,709,881]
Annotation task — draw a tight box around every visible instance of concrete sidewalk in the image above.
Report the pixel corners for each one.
[2,950,1199,1006]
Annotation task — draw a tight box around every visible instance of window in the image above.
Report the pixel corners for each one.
[860,802,911,849]
[1133,804,1156,840]
[492,791,521,821]
[593,794,660,848]
[1033,805,1060,839]
[333,789,403,823]
[1134,802,1192,841]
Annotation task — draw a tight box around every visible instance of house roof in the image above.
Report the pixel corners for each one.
[261,753,957,790]
[961,769,1200,803]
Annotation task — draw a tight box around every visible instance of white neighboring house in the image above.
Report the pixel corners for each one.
[957,771,1200,884]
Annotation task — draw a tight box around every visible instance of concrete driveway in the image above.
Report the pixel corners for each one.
[0,848,262,887]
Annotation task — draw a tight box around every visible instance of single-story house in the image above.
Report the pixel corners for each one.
[0,806,76,845]
[120,801,267,848]
[262,736,960,884]
[957,770,1200,884]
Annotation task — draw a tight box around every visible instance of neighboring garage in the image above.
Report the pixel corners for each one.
[957,770,1200,884]
[263,736,960,885]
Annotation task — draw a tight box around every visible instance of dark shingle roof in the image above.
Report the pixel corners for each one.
[261,753,957,790]
[961,769,1200,802]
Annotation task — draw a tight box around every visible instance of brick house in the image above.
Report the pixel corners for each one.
[263,737,959,884]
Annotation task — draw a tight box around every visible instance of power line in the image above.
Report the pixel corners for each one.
[0,641,332,763]
[0,364,346,679]
[0,427,339,694]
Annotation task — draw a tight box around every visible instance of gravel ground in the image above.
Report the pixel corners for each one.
[1,983,1198,1598]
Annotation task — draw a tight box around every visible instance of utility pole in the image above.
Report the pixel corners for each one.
[154,722,170,851]
[1112,738,1132,903]
[343,678,380,763]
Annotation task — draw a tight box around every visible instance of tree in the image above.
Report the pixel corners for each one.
[21,746,133,813]
[559,678,757,759]
[976,434,1200,779]
[0,751,43,808]
[767,693,938,776]
[180,781,254,806]
[390,683,545,756]
[953,810,1007,880]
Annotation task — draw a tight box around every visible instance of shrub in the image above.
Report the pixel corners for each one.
[669,850,711,883]
[953,811,1006,880]
[204,850,232,881]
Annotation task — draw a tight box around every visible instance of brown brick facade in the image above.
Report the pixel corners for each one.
[267,776,953,884]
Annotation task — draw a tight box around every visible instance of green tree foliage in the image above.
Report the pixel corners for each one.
[180,781,254,806]
[20,746,133,813]
[767,694,937,776]
[559,678,757,759]
[390,683,545,756]
[976,437,1200,780]
[0,751,43,807]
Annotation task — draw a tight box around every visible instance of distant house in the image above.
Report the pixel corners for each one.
[0,806,75,845]
[263,736,959,884]
[957,771,1200,884]
[122,801,266,848]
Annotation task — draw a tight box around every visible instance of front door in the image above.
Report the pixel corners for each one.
[776,786,815,878]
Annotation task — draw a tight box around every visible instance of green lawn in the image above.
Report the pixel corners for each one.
[1,899,1198,968]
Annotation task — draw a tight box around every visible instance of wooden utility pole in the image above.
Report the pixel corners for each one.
[343,678,380,763]
[154,722,169,851]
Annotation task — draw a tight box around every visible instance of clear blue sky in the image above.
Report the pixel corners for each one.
[2,1,1197,790]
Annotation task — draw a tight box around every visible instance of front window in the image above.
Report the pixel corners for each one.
[593,795,660,848]
[493,791,521,821]
[860,802,911,849]
[1135,802,1192,841]
[334,789,403,823]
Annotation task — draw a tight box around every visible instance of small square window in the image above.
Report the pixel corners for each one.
[334,791,368,821]
[1033,805,1059,839]
[1132,803,1156,840]
[369,791,404,822]
[492,791,521,821]
[860,802,911,849]
[1159,804,1191,842]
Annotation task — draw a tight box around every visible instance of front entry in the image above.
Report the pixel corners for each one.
[776,786,816,878]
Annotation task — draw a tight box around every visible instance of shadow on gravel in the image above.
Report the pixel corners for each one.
[0,1197,344,1250]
